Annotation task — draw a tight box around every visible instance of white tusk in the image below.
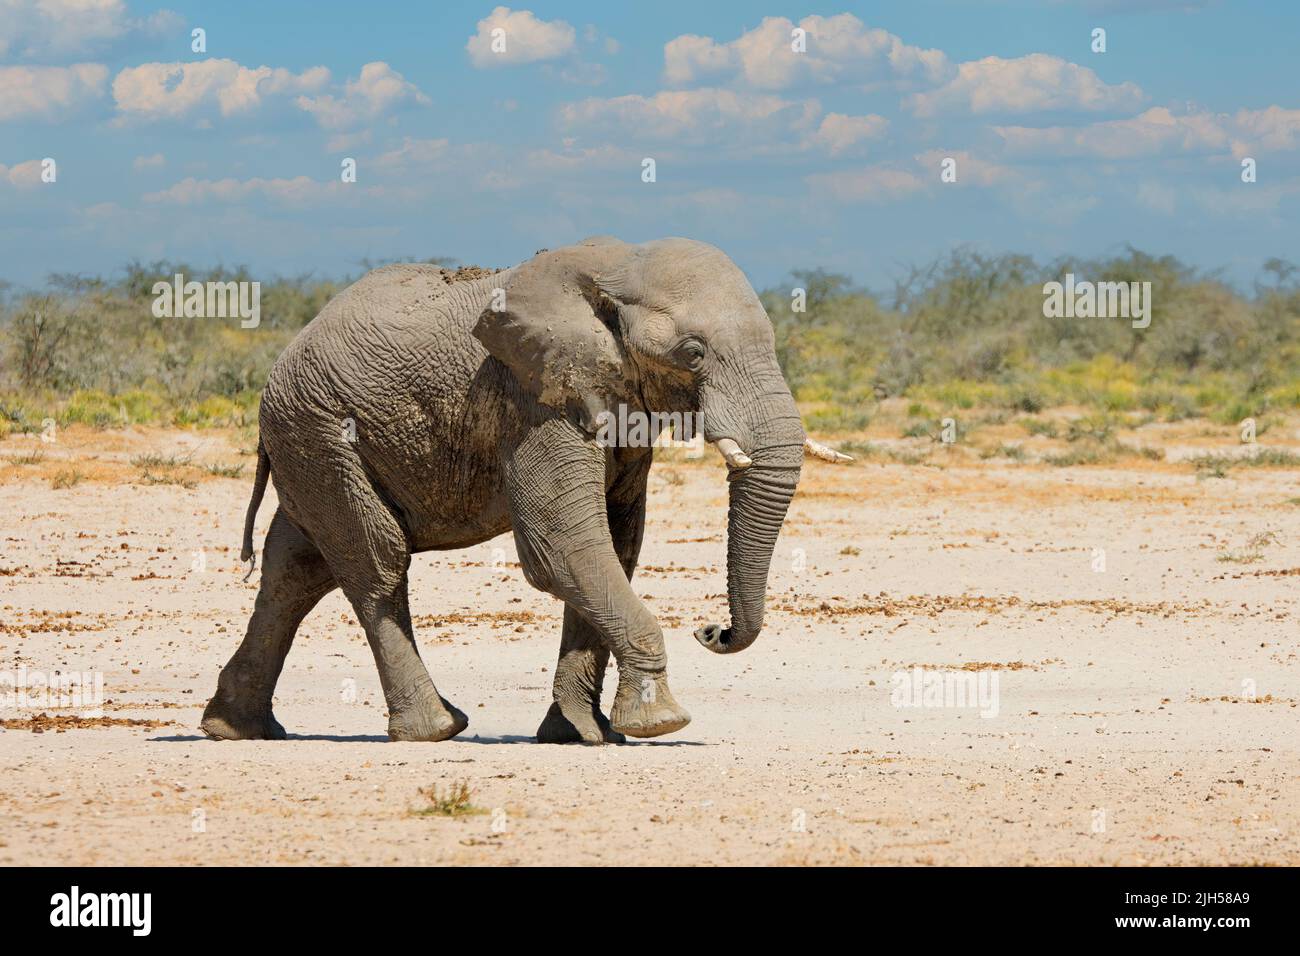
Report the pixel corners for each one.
[714,438,753,469]
[804,437,854,463]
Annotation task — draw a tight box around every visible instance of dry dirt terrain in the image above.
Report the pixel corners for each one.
[1,424,1297,865]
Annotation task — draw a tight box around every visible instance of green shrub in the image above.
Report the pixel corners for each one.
[2,249,1297,435]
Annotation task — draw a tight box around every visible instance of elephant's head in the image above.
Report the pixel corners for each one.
[475,236,847,655]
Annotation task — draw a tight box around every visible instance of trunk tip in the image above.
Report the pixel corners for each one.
[694,623,758,655]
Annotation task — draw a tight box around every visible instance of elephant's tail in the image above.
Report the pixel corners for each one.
[240,440,271,581]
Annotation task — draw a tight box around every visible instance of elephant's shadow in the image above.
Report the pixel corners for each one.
[152,732,707,745]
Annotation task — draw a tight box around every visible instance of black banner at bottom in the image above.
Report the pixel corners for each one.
[0,866,1284,941]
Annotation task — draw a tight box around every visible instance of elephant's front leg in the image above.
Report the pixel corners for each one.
[536,607,625,744]
[537,455,648,744]
[510,426,689,740]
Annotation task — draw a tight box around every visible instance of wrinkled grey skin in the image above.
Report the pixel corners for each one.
[200,236,804,744]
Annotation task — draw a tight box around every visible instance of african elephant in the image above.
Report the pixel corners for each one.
[200,236,849,744]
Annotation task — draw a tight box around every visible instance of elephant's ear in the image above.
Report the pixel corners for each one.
[473,239,636,434]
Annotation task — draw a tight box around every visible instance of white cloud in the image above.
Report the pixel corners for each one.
[914,149,1015,186]
[366,138,639,196]
[1230,105,1300,153]
[0,63,108,121]
[325,130,373,153]
[113,59,329,121]
[663,14,951,91]
[664,35,732,85]
[466,7,576,67]
[813,113,888,156]
[996,106,1300,162]
[907,53,1144,116]
[523,142,638,171]
[373,137,451,170]
[132,152,166,170]
[806,165,926,202]
[0,158,46,187]
[562,88,885,159]
[562,88,819,142]
[581,23,619,56]
[807,150,1016,202]
[995,106,1235,159]
[296,62,429,129]
[143,175,349,206]
[0,0,180,58]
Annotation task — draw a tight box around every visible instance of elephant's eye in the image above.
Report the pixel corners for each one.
[676,339,706,369]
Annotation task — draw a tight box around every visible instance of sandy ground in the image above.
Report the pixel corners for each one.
[0,426,1297,865]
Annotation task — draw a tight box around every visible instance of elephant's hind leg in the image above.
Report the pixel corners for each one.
[309,480,467,742]
[201,509,335,740]
[345,571,468,742]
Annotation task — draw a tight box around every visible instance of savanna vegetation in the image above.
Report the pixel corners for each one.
[763,249,1300,434]
[1,249,1297,467]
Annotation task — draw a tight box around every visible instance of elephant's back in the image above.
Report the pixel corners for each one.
[265,263,511,413]
[291,262,506,359]
[325,261,504,329]
[259,262,520,549]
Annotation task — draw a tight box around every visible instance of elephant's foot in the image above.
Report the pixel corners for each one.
[387,693,468,742]
[200,697,287,740]
[610,671,690,739]
[536,700,626,744]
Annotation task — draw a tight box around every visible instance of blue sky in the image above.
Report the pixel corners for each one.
[1,0,1297,294]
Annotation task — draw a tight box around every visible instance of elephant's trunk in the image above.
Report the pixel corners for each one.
[694,366,803,654]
